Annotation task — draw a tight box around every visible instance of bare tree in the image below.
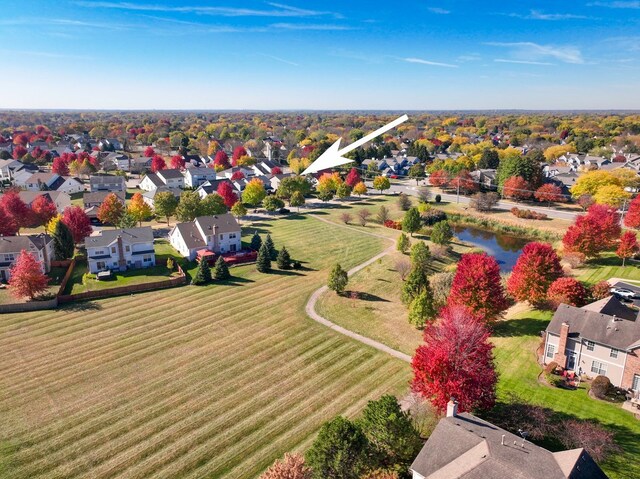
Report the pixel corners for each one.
[357,208,372,226]
[340,212,353,224]
[470,192,499,212]
[395,258,411,280]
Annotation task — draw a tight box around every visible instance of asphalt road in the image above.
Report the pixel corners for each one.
[370,180,581,222]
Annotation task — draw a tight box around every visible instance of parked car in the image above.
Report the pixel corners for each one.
[610,287,637,299]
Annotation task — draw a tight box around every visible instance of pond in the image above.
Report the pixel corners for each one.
[452,225,530,272]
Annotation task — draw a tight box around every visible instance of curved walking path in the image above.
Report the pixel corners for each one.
[305,215,412,363]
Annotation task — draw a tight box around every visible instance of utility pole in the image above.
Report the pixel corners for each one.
[456,182,460,204]
[620,198,629,226]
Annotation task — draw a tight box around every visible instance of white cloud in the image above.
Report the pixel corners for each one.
[270,23,352,30]
[484,42,584,64]
[494,58,553,66]
[588,1,640,8]
[427,7,450,14]
[403,57,458,68]
[259,53,299,66]
[509,10,589,20]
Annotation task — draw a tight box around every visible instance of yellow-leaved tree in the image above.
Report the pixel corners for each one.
[593,184,631,208]
[128,192,153,226]
[570,170,621,198]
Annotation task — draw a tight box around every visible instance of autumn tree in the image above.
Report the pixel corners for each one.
[547,277,589,308]
[506,242,564,305]
[8,250,50,299]
[563,204,621,257]
[336,183,352,199]
[242,178,267,206]
[448,252,507,322]
[402,207,421,236]
[345,167,361,187]
[144,146,155,157]
[213,150,231,170]
[151,155,166,173]
[62,206,92,243]
[0,206,17,236]
[429,170,449,188]
[570,170,620,199]
[232,146,248,165]
[534,183,565,205]
[0,190,32,232]
[412,305,497,413]
[258,453,312,479]
[128,192,152,226]
[328,263,348,294]
[201,194,227,215]
[231,201,247,222]
[52,157,69,175]
[624,195,640,229]
[154,191,178,225]
[97,193,125,226]
[176,191,202,222]
[353,181,368,196]
[170,155,185,169]
[450,171,478,195]
[593,184,630,208]
[616,230,639,266]
[30,195,57,227]
[217,181,238,209]
[502,176,532,201]
[373,176,391,194]
[290,191,305,212]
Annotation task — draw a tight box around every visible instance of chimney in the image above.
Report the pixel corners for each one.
[554,322,569,368]
[446,398,458,418]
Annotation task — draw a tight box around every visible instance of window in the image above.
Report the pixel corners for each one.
[591,361,607,376]
[586,341,595,351]
[546,343,555,359]
[229,233,237,239]
[96,261,106,270]
[3,253,15,261]
[633,374,640,392]
[610,348,619,359]
[125,245,130,252]
[111,246,116,253]
[220,234,224,240]
[143,256,152,263]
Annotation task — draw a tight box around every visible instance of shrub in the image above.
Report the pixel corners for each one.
[591,280,611,300]
[383,219,402,230]
[421,209,447,226]
[563,251,586,268]
[340,212,352,224]
[435,194,441,203]
[397,193,412,211]
[510,207,548,220]
[430,244,449,260]
[591,375,612,399]
[292,261,302,270]
[166,257,175,271]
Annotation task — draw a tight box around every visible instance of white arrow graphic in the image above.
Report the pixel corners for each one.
[302,114,409,175]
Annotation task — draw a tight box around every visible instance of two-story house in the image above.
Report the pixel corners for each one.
[13,191,72,213]
[89,175,126,193]
[83,191,125,220]
[544,293,640,392]
[194,179,234,199]
[0,234,54,282]
[184,167,217,188]
[23,172,84,194]
[85,227,156,273]
[139,169,184,191]
[169,214,241,261]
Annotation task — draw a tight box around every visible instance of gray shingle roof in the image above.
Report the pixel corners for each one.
[83,191,125,205]
[157,169,184,180]
[85,227,154,249]
[547,299,640,350]
[411,413,608,479]
[0,234,52,255]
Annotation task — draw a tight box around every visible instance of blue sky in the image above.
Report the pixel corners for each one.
[0,1,639,110]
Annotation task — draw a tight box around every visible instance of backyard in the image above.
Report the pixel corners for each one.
[0,213,411,479]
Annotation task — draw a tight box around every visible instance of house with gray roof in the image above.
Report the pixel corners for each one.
[194,179,234,199]
[142,186,182,208]
[11,191,71,213]
[85,227,155,273]
[138,169,185,191]
[90,174,126,193]
[168,214,241,261]
[184,167,217,188]
[23,172,84,194]
[411,399,608,479]
[544,293,640,391]
[0,234,53,282]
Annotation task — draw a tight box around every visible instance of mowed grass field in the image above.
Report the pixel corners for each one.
[0,214,411,479]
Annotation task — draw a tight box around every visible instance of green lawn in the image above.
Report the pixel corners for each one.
[577,254,640,285]
[0,214,410,479]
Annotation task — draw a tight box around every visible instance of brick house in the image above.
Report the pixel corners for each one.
[544,295,640,392]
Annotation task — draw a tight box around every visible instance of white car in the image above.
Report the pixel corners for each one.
[610,287,637,299]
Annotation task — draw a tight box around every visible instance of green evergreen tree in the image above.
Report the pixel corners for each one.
[250,231,262,251]
[410,241,430,271]
[264,233,277,260]
[192,259,212,285]
[431,220,453,246]
[277,245,292,270]
[401,266,429,305]
[402,207,421,236]
[408,289,436,328]
[328,263,349,295]
[213,256,230,280]
[256,243,272,273]
[397,233,410,254]
[51,220,74,260]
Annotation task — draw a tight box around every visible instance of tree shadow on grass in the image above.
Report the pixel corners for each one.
[281,214,306,221]
[346,290,390,302]
[266,269,305,277]
[217,276,255,286]
[492,316,550,338]
[60,301,103,312]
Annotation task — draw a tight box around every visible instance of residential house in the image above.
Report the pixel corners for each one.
[83,190,125,220]
[138,172,165,191]
[142,186,181,208]
[23,172,84,194]
[544,292,640,391]
[85,227,156,273]
[98,138,124,151]
[410,399,608,479]
[0,234,54,282]
[218,166,253,180]
[89,175,126,193]
[184,167,217,188]
[155,169,184,189]
[8,191,72,213]
[169,214,241,261]
[103,152,131,171]
[183,154,205,168]
[469,169,497,190]
[129,157,153,174]
[0,159,37,184]
[251,159,280,176]
[194,179,234,199]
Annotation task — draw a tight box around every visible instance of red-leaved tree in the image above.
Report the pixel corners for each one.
[345,167,361,188]
[62,206,92,243]
[232,146,248,165]
[52,157,70,176]
[217,181,238,209]
[30,195,58,227]
[271,166,282,175]
[12,145,27,160]
[547,277,589,308]
[502,176,532,201]
[412,305,497,413]
[450,170,478,194]
[144,146,155,157]
[258,453,312,479]
[0,206,18,236]
[429,170,449,188]
[534,183,565,205]
[0,190,32,232]
[230,171,245,181]
[616,230,639,266]
[8,250,50,299]
[563,204,621,257]
[624,195,640,229]
[448,252,507,322]
[213,150,230,170]
[507,242,564,305]
[151,155,166,173]
[170,155,185,170]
